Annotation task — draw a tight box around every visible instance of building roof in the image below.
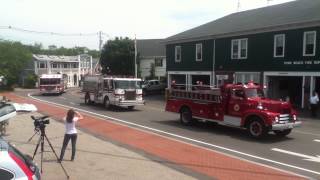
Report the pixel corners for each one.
[166,0,320,43]
[136,39,165,57]
[33,54,92,62]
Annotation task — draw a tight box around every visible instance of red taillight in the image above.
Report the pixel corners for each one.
[9,152,34,180]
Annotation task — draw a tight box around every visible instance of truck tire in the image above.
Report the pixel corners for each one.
[273,129,292,137]
[85,93,91,105]
[128,106,134,110]
[180,107,193,125]
[247,118,268,139]
[104,97,110,109]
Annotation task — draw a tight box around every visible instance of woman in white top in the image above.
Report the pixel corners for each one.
[59,109,83,162]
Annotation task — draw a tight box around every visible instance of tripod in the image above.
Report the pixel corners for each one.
[29,117,70,179]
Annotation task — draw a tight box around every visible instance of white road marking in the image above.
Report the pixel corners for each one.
[27,93,315,177]
[272,148,320,163]
[314,139,320,143]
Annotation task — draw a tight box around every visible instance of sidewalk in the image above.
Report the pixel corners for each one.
[3,112,196,180]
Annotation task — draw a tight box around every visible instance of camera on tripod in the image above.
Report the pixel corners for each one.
[31,115,50,131]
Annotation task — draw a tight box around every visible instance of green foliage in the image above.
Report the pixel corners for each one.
[100,37,135,76]
[26,45,100,58]
[23,73,38,88]
[0,40,32,87]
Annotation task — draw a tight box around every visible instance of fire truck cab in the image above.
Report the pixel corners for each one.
[165,82,301,138]
[83,75,145,110]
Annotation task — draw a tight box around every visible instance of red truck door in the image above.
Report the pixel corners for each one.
[227,88,245,117]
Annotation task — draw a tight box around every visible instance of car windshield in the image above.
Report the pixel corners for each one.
[114,80,142,89]
[40,78,61,85]
[245,88,264,98]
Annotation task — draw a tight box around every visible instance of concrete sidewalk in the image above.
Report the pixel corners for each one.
[3,113,195,180]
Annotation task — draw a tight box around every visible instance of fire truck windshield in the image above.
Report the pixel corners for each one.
[245,88,264,98]
[114,80,142,89]
[40,78,61,85]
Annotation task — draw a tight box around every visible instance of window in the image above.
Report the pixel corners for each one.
[196,43,202,61]
[175,46,181,62]
[0,104,15,117]
[63,63,68,68]
[231,39,248,59]
[72,63,78,68]
[274,34,285,57]
[303,31,316,56]
[232,89,245,99]
[155,58,163,67]
[52,63,58,68]
[39,62,46,68]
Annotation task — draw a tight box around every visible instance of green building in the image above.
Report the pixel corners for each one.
[165,0,320,108]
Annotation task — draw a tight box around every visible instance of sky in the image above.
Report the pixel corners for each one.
[0,0,295,50]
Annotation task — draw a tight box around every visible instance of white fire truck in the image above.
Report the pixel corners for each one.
[39,74,67,95]
[83,75,145,110]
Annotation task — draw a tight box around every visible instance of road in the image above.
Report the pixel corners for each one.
[15,89,320,179]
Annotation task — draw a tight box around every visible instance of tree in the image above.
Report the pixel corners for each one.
[0,40,32,88]
[100,37,135,76]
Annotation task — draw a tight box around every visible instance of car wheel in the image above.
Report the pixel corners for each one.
[104,97,110,109]
[247,118,267,139]
[180,107,193,125]
[274,129,292,137]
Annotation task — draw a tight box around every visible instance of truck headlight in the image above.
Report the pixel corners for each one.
[257,103,263,110]
[274,116,279,123]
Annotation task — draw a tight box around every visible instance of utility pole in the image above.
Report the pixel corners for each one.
[99,31,103,51]
[237,0,241,12]
[134,34,137,78]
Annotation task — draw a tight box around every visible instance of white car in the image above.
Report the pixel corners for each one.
[0,102,40,180]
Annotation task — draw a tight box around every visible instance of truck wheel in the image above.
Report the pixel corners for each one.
[247,118,267,139]
[274,129,292,137]
[128,106,134,110]
[85,93,91,105]
[180,107,193,125]
[104,97,110,109]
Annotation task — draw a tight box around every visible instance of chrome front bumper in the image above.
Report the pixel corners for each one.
[114,100,145,107]
[272,121,302,131]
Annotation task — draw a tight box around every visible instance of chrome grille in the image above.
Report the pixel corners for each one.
[125,90,136,100]
[45,86,55,90]
[279,114,293,123]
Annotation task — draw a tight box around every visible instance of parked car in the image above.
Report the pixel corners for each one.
[142,80,166,95]
[0,137,41,180]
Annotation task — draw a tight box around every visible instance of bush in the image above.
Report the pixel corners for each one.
[24,74,38,88]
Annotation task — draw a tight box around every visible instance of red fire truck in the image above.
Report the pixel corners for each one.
[165,82,301,138]
[39,74,66,95]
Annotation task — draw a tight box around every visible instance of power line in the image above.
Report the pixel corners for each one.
[0,25,108,37]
